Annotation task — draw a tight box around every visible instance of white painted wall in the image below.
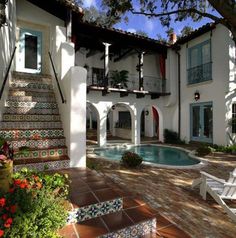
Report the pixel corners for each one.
[16,0,64,74]
[176,24,235,145]
[0,0,16,120]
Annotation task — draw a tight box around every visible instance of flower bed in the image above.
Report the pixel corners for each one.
[0,168,69,238]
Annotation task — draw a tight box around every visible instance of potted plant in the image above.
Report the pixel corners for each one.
[111,70,129,88]
[0,138,14,193]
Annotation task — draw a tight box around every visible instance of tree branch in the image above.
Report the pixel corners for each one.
[131,8,226,25]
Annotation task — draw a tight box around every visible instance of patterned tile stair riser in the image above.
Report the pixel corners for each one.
[68,198,123,224]
[4,107,59,115]
[10,81,53,90]
[10,77,52,84]
[14,147,67,160]
[0,121,62,129]
[2,114,61,122]
[0,129,64,140]
[13,160,70,172]
[12,71,52,80]
[100,218,156,238]
[8,96,56,102]
[9,90,55,97]
[5,101,58,109]
[10,138,66,149]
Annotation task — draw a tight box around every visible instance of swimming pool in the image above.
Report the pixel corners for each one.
[94,145,200,166]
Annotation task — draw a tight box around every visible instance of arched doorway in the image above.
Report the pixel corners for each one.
[141,105,162,141]
[106,103,133,142]
[86,102,99,145]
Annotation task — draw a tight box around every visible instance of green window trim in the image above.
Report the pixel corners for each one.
[187,39,212,85]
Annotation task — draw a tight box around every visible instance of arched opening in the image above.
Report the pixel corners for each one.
[141,105,162,142]
[106,103,133,143]
[86,102,99,145]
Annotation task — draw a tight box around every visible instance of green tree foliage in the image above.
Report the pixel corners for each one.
[101,0,236,42]
[180,26,194,37]
[135,30,149,37]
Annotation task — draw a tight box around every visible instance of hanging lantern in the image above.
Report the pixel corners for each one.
[0,0,8,28]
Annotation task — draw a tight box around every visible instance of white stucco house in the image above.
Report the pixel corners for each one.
[0,0,235,170]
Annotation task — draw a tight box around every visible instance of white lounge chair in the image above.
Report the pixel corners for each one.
[192,169,236,222]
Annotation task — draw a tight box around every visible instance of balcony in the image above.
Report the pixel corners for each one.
[187,62,212,85]
[87,73,169,99]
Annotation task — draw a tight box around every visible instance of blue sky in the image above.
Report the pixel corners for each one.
[82,0,218,39]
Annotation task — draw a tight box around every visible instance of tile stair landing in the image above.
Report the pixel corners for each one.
[58,168,191,238]
[0,71,69,171]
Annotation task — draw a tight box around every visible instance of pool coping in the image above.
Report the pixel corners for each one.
[87,143,207,170]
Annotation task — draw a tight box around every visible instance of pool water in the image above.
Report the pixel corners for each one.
[94,145,200,166]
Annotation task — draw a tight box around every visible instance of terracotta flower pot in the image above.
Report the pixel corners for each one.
[0,161,13,193]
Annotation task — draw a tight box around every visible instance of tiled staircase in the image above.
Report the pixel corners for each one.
[59,168,157,238]
[0,71,69,171]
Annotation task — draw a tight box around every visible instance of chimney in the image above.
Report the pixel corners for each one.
[169,32,177,44]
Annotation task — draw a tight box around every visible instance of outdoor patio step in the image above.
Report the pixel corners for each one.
[9,81,53,91]
[12,71,52,81]
[68,209,156,238]
[13,146,67,160]
[13,155,70,172]
[10,137,66,149]
[7,95,56,102]
[0,128,64,140]
[2,114,61,122]
[4,107,59,114]
[8,90,55,97]
[5,101,58,109]
[0,121,62,129]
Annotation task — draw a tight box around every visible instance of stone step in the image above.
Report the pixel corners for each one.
[8,90,55,97]
[11,76,52,84]
[4,107,59,114]
[5,101,58,109]
[10,137,66,149]
[12,71,52,81]
[73,209,156,238]
[2,114,61,122]
[0,128,64,140]
[13,156,70,172]
[14,146,67,160]
[8,95,56,102]
[0,121,62,129]
[10,81,53,91]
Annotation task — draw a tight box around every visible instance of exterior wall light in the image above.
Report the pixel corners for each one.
[111,105,115,110]
[0,0,8,28]
[194,91,200,101]
[145,110,149,116]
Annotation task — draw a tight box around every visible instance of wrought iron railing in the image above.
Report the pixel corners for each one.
[0,46,17,100]
[87,73,166,93]
[48,52,66,103]
[187,62,212,85]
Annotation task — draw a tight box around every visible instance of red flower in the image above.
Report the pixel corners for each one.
[8,188,14,193]
[2,214,8,220]
[14,179,21,186]
[0,229,4,237]
[10,205,17,213]
[4,217,13,228]
[0,198,6,207]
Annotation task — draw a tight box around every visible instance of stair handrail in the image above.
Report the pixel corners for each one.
[0,46,17,100]
[48,52,66,104]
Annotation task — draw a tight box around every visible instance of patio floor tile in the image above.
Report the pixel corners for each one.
[93,188,120,202]
[70,191,99,208]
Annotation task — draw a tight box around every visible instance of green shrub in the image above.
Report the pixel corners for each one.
[196,146,212,157]
[210,144,236,153]
[0,168,69,238]
[121,151,143,168]
[164,129,185,144]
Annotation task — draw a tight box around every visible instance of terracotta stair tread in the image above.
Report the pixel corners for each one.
[13,155,70,165]
[14,145,67,152]
[7,136,66,141]
[0,127,63,131]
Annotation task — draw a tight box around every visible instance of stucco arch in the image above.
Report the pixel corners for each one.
[140,104,164,142]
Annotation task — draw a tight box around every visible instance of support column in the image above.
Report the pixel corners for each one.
[98,112,107,147]
[131,108,141,145]
[138,52,144,91]
[103,42,111,86]
[89,111,93,129]
[66,9,72,42]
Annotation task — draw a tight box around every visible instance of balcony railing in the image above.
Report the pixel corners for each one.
[87,73,166,93]
[187,62,212,85]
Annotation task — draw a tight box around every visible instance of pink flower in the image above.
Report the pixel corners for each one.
[0,154,7,161]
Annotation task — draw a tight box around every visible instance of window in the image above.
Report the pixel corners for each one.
[188,40,212,84]
[92,67,104,86]
[232,104,236,133]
